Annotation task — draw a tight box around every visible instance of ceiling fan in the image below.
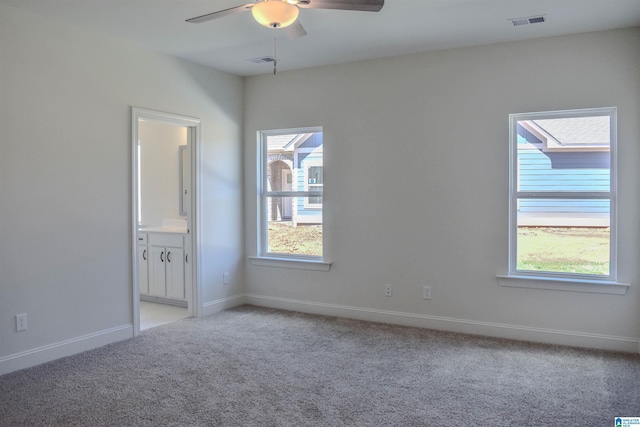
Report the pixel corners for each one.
[186,0,385,39]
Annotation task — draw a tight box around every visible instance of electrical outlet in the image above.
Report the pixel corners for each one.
[223,272,230,285]
[423,286,432,300]
[384,284,392,297]
[16,313,27,332]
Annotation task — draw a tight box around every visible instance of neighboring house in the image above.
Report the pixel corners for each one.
[267,132,323,226]
[517,117,610,227]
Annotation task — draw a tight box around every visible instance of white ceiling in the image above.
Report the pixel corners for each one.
[3,0,640,76]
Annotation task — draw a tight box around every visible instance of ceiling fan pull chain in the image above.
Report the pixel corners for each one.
[273,26,278,75]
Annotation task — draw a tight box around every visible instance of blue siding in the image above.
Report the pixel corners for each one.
[519,199,610,213]
[518,129,610,215]
[298,133,323,149]
[296,153,323,217]
[295,134,323,222]
[519,150,610,191]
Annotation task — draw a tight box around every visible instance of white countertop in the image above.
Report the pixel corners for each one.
[138,226,187,234]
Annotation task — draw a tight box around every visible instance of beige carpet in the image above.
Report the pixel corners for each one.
[1,305,639,426]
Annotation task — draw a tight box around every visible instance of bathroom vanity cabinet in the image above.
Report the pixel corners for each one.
[138,231,186,303]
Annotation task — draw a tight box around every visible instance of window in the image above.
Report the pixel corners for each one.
[304,159,323,208]
[508,107,616,281]
[259,128,323,259]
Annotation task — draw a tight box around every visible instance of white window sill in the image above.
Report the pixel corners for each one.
[249,256,332,271]
[496,274,630,295]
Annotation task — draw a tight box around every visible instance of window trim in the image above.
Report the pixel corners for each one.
[496,274,629,295]
[249,256,331,271]
[507,107,618,284]
[257,126,326,262]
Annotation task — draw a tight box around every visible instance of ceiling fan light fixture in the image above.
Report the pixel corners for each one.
[252,0,299,28]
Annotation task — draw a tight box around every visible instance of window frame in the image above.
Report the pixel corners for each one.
[507,107,618,283]
[257,126,325,263]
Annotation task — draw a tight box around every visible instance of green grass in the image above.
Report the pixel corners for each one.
[267,223,610,276]
[267,221,322,256]
[517,227,610,275]
[517,260,609,275]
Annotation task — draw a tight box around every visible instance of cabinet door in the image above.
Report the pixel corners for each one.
[165,248,185,299]
[148,246,166,297]
[138,246,149,295]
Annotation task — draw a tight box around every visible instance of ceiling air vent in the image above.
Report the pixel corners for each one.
[249,56,275,64]
[510,15,547,27]
[528,16,546,24]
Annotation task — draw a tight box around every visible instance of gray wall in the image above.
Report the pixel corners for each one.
[1,2,638,375]
[244,28,640,351]
[0,5,244,373]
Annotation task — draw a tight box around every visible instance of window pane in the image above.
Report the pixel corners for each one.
[308,194,322,205]
[510,108,616,280]
[263,130,323,258]
[266,133,323,194]
[266,197,322,256]
[308,166,323,184]
[517,117,610,193]
[516,198,610,275]
[307,166,323,204]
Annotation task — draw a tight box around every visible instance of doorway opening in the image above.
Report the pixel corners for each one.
[131,108,201,335]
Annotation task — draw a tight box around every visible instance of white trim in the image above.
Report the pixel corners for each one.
[258,126,325,260]
[133,107,201,128]
[131,107,202,335]
[260,126,323,137]
[508,107,617,282]
[268,191,322,197]
[249,256,332,271]
[519,119,610,152]
[200,294,247,317]
[192,118,202,320]
[295,147,324,153]
[0,325,132,376]
[0,294,243,376]
[2,295,636,376]
[245,294,639,353]
[496,274,629,294]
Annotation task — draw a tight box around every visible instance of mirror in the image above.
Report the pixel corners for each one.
[138,121,188,227]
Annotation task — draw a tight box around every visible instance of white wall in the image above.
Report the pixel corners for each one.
[244,28,640,352]
[0,5,244,373]
[139,121,187,227]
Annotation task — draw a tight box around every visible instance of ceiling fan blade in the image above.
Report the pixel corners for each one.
[283,20,307,39]
[295,0,384,12]
[186,3,255,24]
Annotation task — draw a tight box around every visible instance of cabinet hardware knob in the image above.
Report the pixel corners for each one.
[186,253,188,263]
[167,251,171,262]
[142,249,146,261]
[160,251,164,262]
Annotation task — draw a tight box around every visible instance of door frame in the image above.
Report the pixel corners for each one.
[131,107,201,336]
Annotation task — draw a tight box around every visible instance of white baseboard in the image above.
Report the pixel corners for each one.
[201,294,246,317]
[0,324,132,376]
[245,294,640,354]
[3,294,635,377]
[0,295,245,376]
